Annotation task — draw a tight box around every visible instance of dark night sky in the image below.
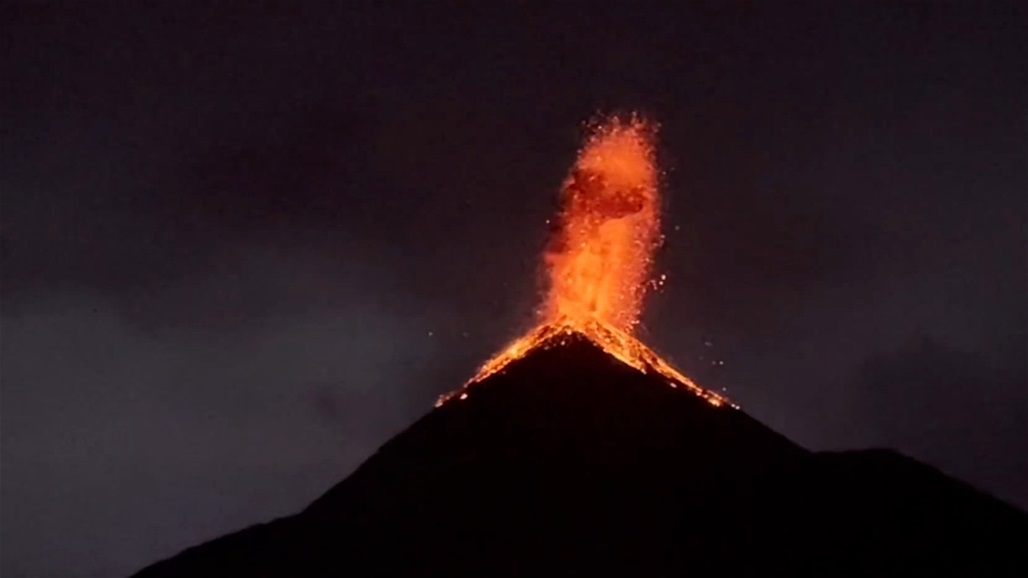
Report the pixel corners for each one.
[2,2,1025,576]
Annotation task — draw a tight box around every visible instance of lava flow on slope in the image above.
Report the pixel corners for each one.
[439,116,730,408]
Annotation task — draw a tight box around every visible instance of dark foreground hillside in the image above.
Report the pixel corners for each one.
[134,332,1027,577]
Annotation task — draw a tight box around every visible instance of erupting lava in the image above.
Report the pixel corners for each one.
[439,116,730,408]
[544,117,661,331]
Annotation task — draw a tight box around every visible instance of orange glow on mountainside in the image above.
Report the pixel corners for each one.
[438,116,731,409]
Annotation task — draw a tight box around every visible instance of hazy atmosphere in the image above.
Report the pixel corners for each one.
[2,2,1025,576]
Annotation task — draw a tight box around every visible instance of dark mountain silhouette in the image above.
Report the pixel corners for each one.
[133,330,1027,577]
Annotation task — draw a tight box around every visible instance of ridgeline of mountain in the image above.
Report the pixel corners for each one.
[133,331,1027,577]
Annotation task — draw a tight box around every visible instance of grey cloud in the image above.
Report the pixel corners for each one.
[1,253,441,576]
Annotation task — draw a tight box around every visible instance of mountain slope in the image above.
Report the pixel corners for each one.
[133,331,1027,577]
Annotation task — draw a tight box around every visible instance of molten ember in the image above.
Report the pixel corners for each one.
[439,116,731,409]
[544,117,660,331]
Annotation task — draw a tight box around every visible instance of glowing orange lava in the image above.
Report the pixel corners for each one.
[438,116,732,409]
[544,117,660,331]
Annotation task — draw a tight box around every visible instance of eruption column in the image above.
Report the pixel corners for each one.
[543,117,661,332]
[440,115,730,409]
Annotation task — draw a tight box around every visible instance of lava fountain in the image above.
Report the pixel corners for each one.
[544,117,661,331]
[439,116,729,408]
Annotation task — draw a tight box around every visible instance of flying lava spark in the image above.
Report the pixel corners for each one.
[439,116,730,408]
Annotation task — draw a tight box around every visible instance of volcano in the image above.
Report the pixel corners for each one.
[134,117,1024,576]
[134,328,1025,577]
